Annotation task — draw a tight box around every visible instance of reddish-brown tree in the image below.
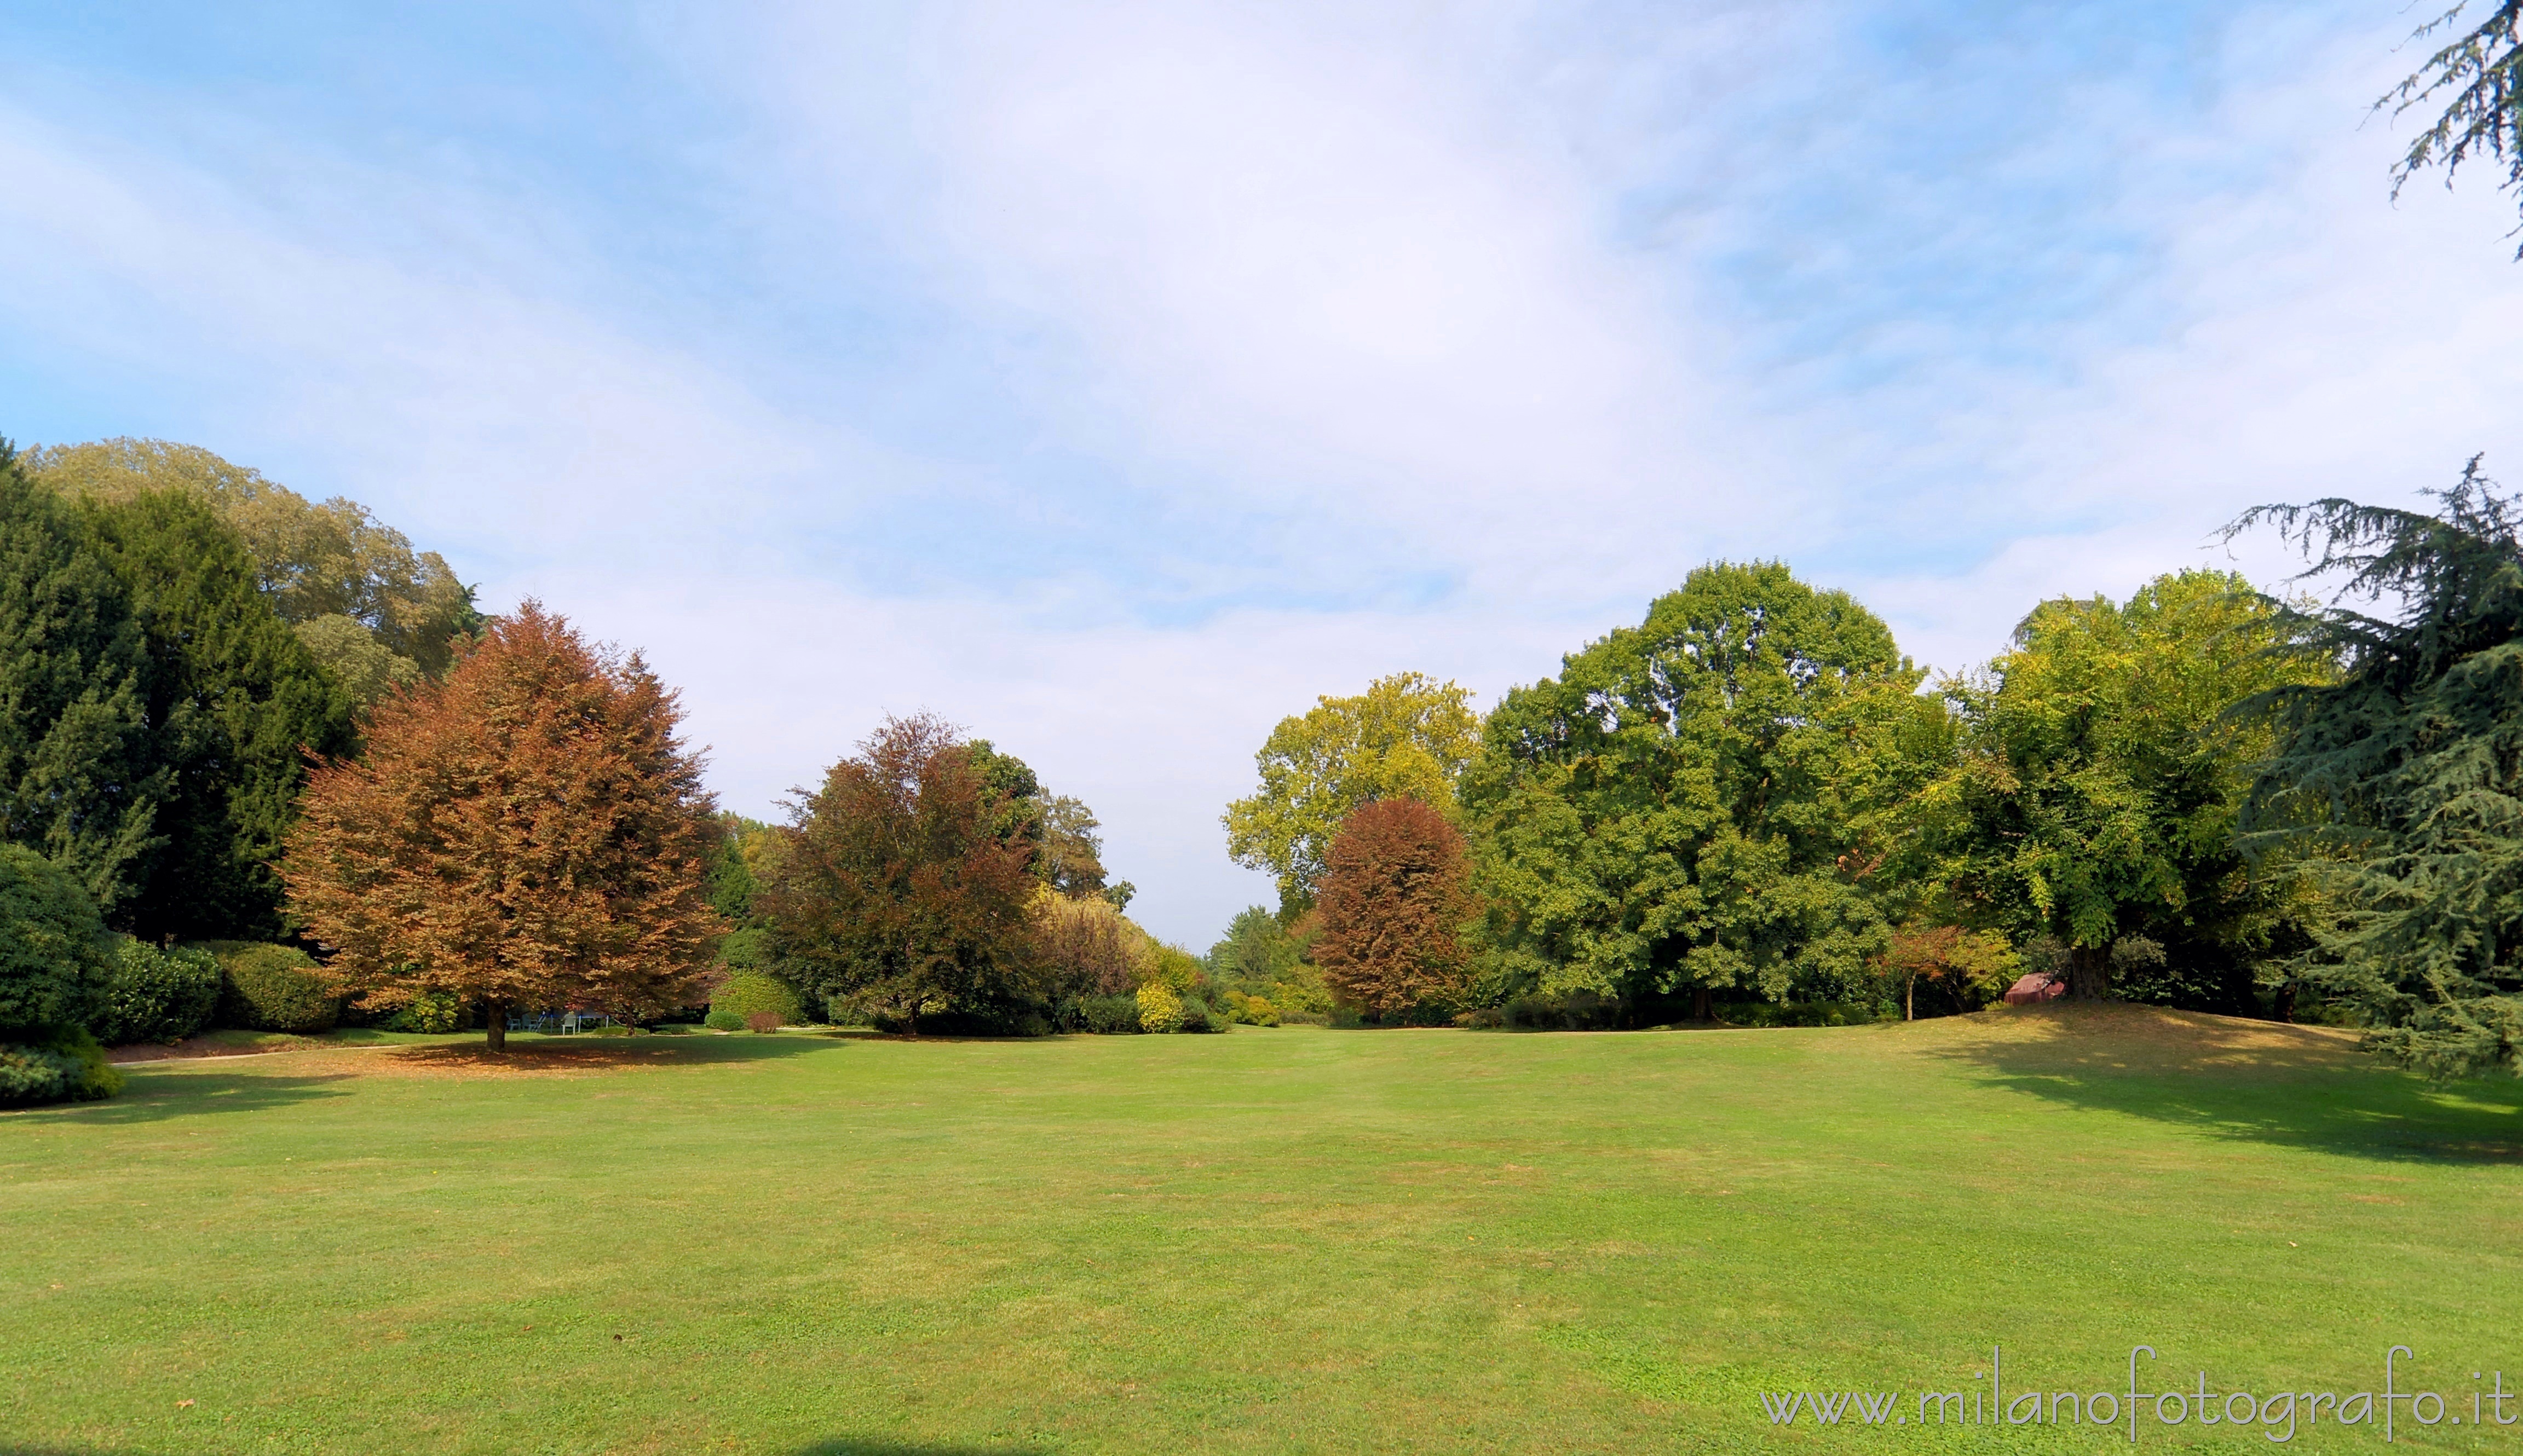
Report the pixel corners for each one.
[281,602,722,1049]
[1315,796,1473,1014]
[758,714,1045,1035]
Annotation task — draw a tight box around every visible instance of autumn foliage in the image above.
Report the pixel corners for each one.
[1314,797,1473,1014]
[758,714,1045,1035]
[281,602,723,1047]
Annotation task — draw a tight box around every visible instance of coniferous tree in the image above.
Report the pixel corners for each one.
[2232,461,2523,1076]
[0,442,165,916]
[79,489,358,939]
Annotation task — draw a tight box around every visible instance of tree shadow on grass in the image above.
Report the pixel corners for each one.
[797,1433,1055,1443]
[3,1070,359,1125]
[1925,1003,2523,1164]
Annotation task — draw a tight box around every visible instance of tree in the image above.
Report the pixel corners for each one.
[1033,887,1150,999]
[1315,798,1474,1014]
[0,843,111,1042]
[0,444,165,916]
[2378,2,2523,253]
[27,437,480,692]
[1464,563,1940,1018]
[79,489,357,940]
[758,715,1045,1035]
[2229,463,2523,1076]
[967,739,1111,897]
[1225,671,1481,913]
[282,602,721,1049]
[1914,569,2320,1007]
[1880,922,2018,1021]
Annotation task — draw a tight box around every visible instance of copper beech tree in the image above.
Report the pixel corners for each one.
[1315,796,1473,1014]
[281,602,722,1048]
[757,714,1045,1036]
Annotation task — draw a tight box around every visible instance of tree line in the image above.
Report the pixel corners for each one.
[1210,471,2523,1078]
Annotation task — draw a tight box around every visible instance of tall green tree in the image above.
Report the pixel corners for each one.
[27,437,480,694]
[81,489,359,940]
[2231,463,2523,1075]
[1914,569,2319,1006]
[1224,671,1481,914]
[0,443,165,916]
[1465,563,1939,1016]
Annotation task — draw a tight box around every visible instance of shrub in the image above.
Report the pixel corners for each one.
[745,1010,780,1033]
[0,1027,123,1107]
[1176,997,1226,1033]
[1720,999,1888,1029]
[96,939,222,1045]
[1134,980,1183,1033]
[1226,992,1281,1026]
[0,844,111,1042]
[206,943,341,1033]
[709,972,801,1027]
[382,988,465,1033]
[1454,1006,1506,1029]
[704,1008,746,1031]
[1075,994,1144,1034]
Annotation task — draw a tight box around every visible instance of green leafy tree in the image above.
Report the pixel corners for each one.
[1913,569,2320,1006]
[1464,562,1939,1017]
[0,444,165,916]
[1206,906,1302,990]
[965,739,1113,898]
[2229,463,2523,1075]
[79,489,358,940]
[26,437,480,692]
[1224,671,1481,913]
[2378,2,2523,252]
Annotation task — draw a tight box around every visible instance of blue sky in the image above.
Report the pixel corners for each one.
[5,1,2521,946]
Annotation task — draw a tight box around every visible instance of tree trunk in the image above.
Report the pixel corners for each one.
[2276,983,2297,1024]
[1904,974,1915,1022]
[1692,986,1712,1021]
[485,998,507,1053]
[2065,946,2111,1001]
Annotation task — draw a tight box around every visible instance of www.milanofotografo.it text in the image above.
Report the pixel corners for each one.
[1758,1347,2514,1442]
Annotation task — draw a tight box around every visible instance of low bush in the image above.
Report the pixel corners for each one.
[204,943,341,1033]
[1225,992,1280,1026]
[709,972,801,1027]
[381,988,465,1033]
[1503,990,1623,1031]
[1454,1006,1506,1029]
[744,1010,780,1033]
[95,939,222,1045]
[1073,994,1144,1034]
[1278,1010,1332,1026]
[1176,998,1227,1033]
[704,1007,746,1031]
[1134,981,1183,1033]
[0,1027,123,1108]
[1720,999,1889,1029]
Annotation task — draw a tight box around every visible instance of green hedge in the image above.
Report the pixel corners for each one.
[0,1028,124,1107]
[708,973,800,1027]
[199,941,340,1034]
[96,939,222,1045]
[0,844,110,1043]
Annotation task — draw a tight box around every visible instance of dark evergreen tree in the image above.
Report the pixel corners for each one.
[0,442,165,916]
[2232,460,2523,1076]
[78,488,358,940]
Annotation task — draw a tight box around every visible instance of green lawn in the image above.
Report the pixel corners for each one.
[4,1007,2518,1454]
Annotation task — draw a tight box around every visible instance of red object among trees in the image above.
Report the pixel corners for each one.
[2003,973,2067,1005]
[283,601,724,1049]
[1315,796,1473,1014]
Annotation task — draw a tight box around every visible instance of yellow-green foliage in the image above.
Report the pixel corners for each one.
[1224,672,1482,908]
[710,972,802,1027]
[1134,981,1183,1033]
[1225,991,1280,1026]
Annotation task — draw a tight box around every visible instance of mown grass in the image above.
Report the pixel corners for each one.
[3,1006,2518,1454]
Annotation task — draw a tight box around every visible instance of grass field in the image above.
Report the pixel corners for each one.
[4,1007,2519,1454]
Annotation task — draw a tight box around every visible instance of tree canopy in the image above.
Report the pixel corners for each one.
[1913,569,2321,1007]
[1224,671,1480,913]
[2231,462,2523,1075]
[0,445,165,917]
[2379,1,2523,252]
[1463,562,1937,1015]
[1315,798,1473,1014]
[282,602,722,1047]
[27,437,480,696]
[759,715,1046,1035]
